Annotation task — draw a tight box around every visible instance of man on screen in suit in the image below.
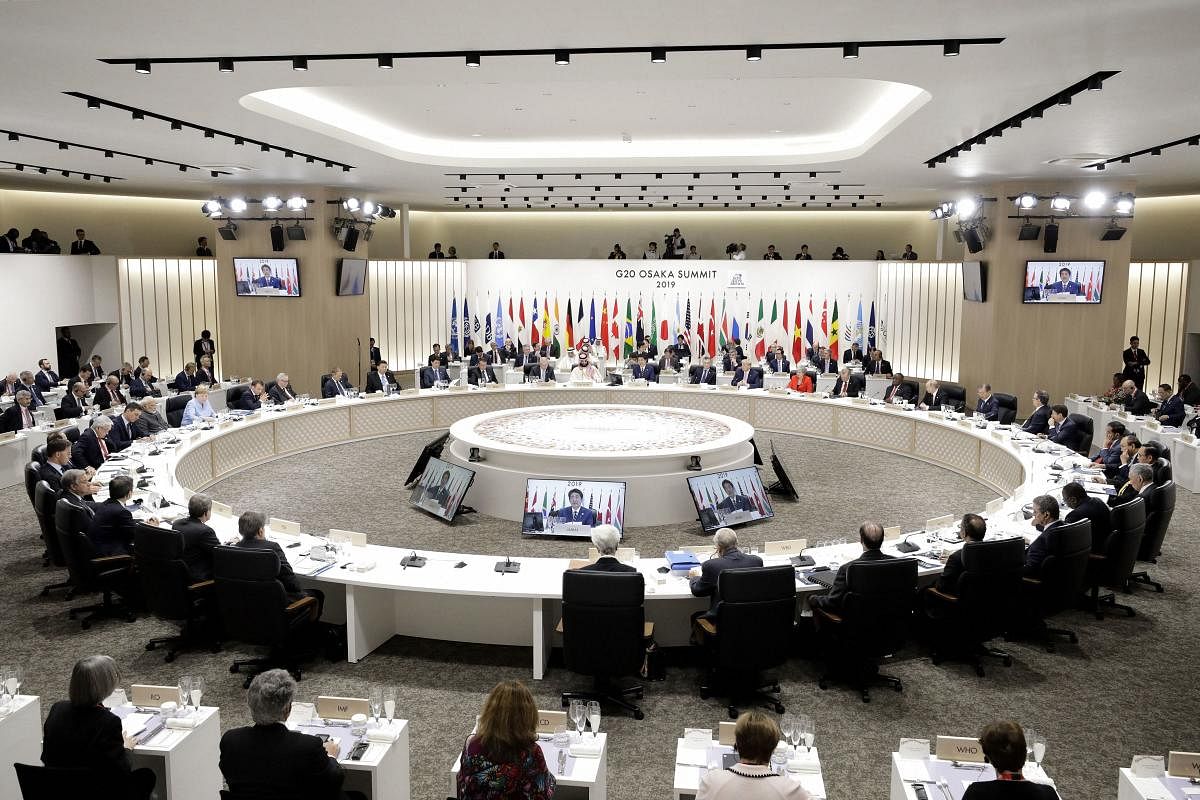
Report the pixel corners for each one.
[1048,267,1083,296]
[365,363,396,394]
[809,521,893,616]
[1061,481,1113,554]
[1021,390,1052,434]
[716,479,754,513]
[555,488,597,527]
[0,391,37,433]
[883,373,916,404]
[321,368,355,398]
[1121,379,1153,415]
[812,347,837,375]
[631,354,658,383]
[832,367,862,398]
[731,358,763,389]
[268,373,298,404]
[427,470,453,507]
[467,361,498,386]
[1045,405,1077,446]
[919,379,945,411]
[1123,335,1151,390]
[1156,383,1186,426]
[975,384,1000,421]
[688,528,763,620]
[254,264,283,290]
[528,355,555,383]
[72,417,114,470]
[34,359,61,392]
[172,493,221,581]
[690,355,716,385]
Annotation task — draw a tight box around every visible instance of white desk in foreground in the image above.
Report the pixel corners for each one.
[1118,767,1200,800]
[0,695,42,800]
[672,737,825,799]
[891,752,1059,800]
[449,731,607,800]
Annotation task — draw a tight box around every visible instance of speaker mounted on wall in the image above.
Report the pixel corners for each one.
[1043,223,1059,253]
[1018,222,1042,241]
[963,227,984,254]
[343,226,360,252]
[269,223,286,252]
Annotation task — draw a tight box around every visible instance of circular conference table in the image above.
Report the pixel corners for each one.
[117,382,1087,679]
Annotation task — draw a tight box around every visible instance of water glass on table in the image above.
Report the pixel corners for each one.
[586,700,601,738]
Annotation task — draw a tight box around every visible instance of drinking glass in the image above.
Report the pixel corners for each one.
[383,687,396,724]
[569,700,585,738]
[1024,728,1037,763]
[177,675,192,710]
[1031,730,1046,767]
[797,714,814,751]
[586,701,601,738]
[190,676,205,712]
[5,665,21,698]
[368,686,384,726]
[780,715,796,755]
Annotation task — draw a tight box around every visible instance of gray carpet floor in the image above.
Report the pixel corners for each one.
[3,431,1197,800]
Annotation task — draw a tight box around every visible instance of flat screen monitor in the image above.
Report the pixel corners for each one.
[1023,260,1104,304]
[234,257,301,297]
[687,466,774,533]
[337,258,367,296]
[962,261,987,302]
[522,478,626,538]
[407,455,475,522]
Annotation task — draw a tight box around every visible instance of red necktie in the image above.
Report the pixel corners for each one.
[99,436,109,460]
[22,407,33,428]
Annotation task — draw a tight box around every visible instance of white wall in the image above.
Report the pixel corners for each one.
[0,255,120,373]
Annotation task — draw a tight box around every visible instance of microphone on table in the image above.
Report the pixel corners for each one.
[894,531,924,553]
[494,555,521,574]
[789,547,815,568]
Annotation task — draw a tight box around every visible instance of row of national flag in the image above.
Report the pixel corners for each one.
[449,292,880,363]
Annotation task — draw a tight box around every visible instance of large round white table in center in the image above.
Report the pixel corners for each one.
[446,404,756,526]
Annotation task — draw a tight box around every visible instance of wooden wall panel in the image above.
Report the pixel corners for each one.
[875,261,963,383]
[1127,262,1189,389]
[368,260,465,371]
[117,258,218,379]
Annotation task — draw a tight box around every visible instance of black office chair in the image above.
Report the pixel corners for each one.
[318,373,332,393]
[14,762,152,800]
[23,461,40,505]
[213,546,319,687]
[697,565,795,717]
[53,406,75,421]
[33,481,72,596]
[1130,480,1175,593]
[1021,520,1091,649]
[54,498,137,629]
[165,395,190,427]
[225,385,245,408]
[941,384,967,412]
[63,426,81,443]
[1150,457,1172,486]
[419,366,438,389]
[804,368,819,389]
[134,524,216,662]
[925,538,1023,675]
[1066,414,1094,455]
[1088,498,1145,619]
[30,444,47,464]
[264,380,278,397]
[815,558,918,702]
[1146,439,1171,462]
[994,393,1018,424]
[902,379,921,401]
[559,571,647,719]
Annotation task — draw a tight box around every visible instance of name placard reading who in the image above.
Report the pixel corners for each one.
[935,735,986,762]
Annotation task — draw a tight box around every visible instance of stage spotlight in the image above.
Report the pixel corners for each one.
[343,197,360,211]
[134,60,150,74]
[218,58,234,72]
[955,197,978,218]
[228,197,248,213]
[1049,195,1071,212]
[377,56,393,69]
[1018,222,1042,241]
[943,40,960,57]
[1114,193,1135,215]
[286,223,306,241]
[1016,193,1038,210]
[262,195,283,211]
[1083,190,1106,210]
[650,48,666,63]
[292,58,308,71]
[361,200,378,216]
[940,201,954,215]
[377,205,397,218]
[746,46,762,61]
[554,52,570,65]
[203,199,223,216]
[842,43,859,59]
[286,195,307,211]
[465,52,481,67]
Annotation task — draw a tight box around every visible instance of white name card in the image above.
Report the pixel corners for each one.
[397,388,419,397]
[990,431,1005,441]
[1132,755,1167,778]
[211,500,232,517]
[718,721,736,746]
[717,384,739,392]
[316,397,337,406]
[536,709,568,734]
[883,526,902,541]
[768,387,789,395]
[682,545,715,557]
[851,396,870,405]
[1169,751,1200,779]
[683,727,713,746]
[329,529,353,545]
[985,498,1005,515]
[0,432,16,443]
[899,738,931,759]
[764,538,807,555]
[926,514,955,531]
[218,420,235,430]
[50,419,75,430]
[957,419,973,428]
[269,517,301,535]
[484,382,506,390]
[935,736,985,762]
[131,684,182,707]
[316,695,369,720]
[586,547,636,562]
[1181,433,1196,444]
[448,385,468,392]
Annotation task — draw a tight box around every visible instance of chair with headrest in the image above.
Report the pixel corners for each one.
[1066,414,1094,455]
[23,461,40,505]
[54,498,136,629]
[134,524,215,662]
[1130,480,1175,593]
[62,426,81,443]
[559,570,647,719]
[33,481,71,596]
[30,444,47,465]
[993,393,1018,424]
[419,366,438,389]
[1151,457,1172,486]
[1022,519,1090,649]
[225,385,245,408]
[165,395,190,427]
[1146,439,1171,462]
[1088,499,1145,619]
[941,384,966,412]
[15,762,152,800]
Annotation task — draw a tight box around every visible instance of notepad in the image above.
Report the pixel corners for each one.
[897,759,931,783]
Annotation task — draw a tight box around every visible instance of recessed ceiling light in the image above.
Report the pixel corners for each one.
[650,48,666,63]
[377,56,394,69]
[292,58,308,71]
[218,58,234,72]
[554,51,570,65]
[465,52,481,68]
[746,46,762,61]
[842,43,860,59]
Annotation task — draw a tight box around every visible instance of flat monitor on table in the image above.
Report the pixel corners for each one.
[687,465,774,533]
[522,478,626,538]
[408,455,475,523]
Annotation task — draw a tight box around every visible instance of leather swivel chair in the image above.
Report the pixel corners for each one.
[1066,414,1094,455]
[225,385,245,408]
[54,498,137,629]
[993,393,1018,424]
[15,762,151,800]
[559,571,647,719]
[318,373,332,395]
[1088,499,1145,618]
[1146,439,1171,462]
[24,461,40,505]
[1150,457,1172,486]
[1021,520,1090,649]
[697,565,796,718]
[33,481,72,596]
[1130,480,1175,593]
[941,384,967,412]
[419,366,438,389]
[165,395,190,427]
[134,524,216,662]
[30,444,47,465]
[62,426,80,443]
[815,558,918,702]
[925,538,1024,675]
[902,379,921,402]
[212,545,319,687]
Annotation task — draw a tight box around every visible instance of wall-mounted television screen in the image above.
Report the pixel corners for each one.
[688,466,774,533]
[521,478,626,538]
[962,261,987,302]
[407,455,475,522]
[337,258,367,296]
[1023,260,1104,304]
[234,257,301,297]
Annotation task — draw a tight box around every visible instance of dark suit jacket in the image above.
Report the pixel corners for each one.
[961,779,1058,800]
[883,382,916,404]
[467,366,498,385]
[92,385,126,410]
[364,371,396,394]
[579,556,636,573]
[35,369,60,391]
[690,365,717,385]
[1048,417,1079,446]
[1065,497,1113,553]
[554,506,596,526]
[731,367,763,389]
[219,723,345,800]
[499,346,520,365]
[921,391,946,410]
[427,352,449,367]
[132,411,168,437]
[1124,390,1152,415]
[40,461,69,492]
[1182,382,1200,406]
[321,377,355,398]
[128,376,159,399]
[1093,442,1122,469]
[70,239,101,255]
[527,366,555,383]
[813,357,838,374]
[1021,405,1052,434]
[420,366,451,388]
[174,371,198,392]
[976,395,1000,421]
[1158,394,1185,426]
[61,491,97,520]
[88,498,138,556]
[814,548,894,612]
[231,389,261,411]
[1023,520,1063,575]
[935,549,965,593]
[866,358,892,375]
[1122,347,1150,379]
[0,403,36,433]
[842,348,866,364]
[172,516,221,580]
[716,494,754,512]
[41,701,131,775]
[765,355,790,373]
[59,392,86,418]
[234,538,303,598]
[268,384,297,404]
[19,382,46,407]
[689,547,764,618]
[1108,482,1150,508]
[193,337,217,361]
[195,367,216,386]
[832,375,863,398]
[107,414,136,451]
[631,364,658,382]
[368,346,381,364]
[72,428,109,470]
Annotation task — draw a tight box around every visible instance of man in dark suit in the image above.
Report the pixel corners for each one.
[934,513,987,593]
[1155,383,1185,426]
[658,345,681,373]
[731,358,763,389]
[195,357,217,386]
[487,241,505,258]
[423,470,454,507]
[40,438,76,492]
[367,337,382,367]
[56,328,82,378]
[69,228,101,255]
[34,359,61,392]
[0,391,38,433]
[59,469,99,518]
[883,373,916,404]
[1121,380,1153,415]
[467,362,498,386]
[631,355,658,382]
[107,404,142,451]
[253,265,283,290]
[195,236,213,257]
[812,346,837,375]
[1122,335,1151,390]
[235,511,323,611]
[1046,405,1078,446]
[842,342,866,364]
[1109,463,1155,508]
[1021,391,1052,434]
[1092,421,1126,469]
[174,363,199,393]
[171,494,221,580]
[220,670,351,800]
[59,381,89,419]
[17,371,46,408]
[365,363,396,394]
[715,478,754,513]
[499,338,520,365]
[1047,267,1083,296]
[1179,374,1200,406]
[321,368,355,398]
[0,228,19,253]
[674,335,692,361]
[427,344,448,367]
[688,528,764,620]
[72,417,114,470]
[0,372,20,398]
[128,364,159,399]
[230,381,264,411]
[92,375,127,410]
[1023,495,1064,575]
[690,356,717,385]
[975,384,1000,421]
[268,374,298,404]
[428,243,446,259]
[832,368,862,398]
[527,356,555,383]
[554,488,597,526]
[809,521,893,615]
[919,379,945,411]
[1062,482,1113,554]
[866,349,892,376]
[89,476,158,556]
[420,363,451,388]
[578,524,635,572]
[765,347,790,374]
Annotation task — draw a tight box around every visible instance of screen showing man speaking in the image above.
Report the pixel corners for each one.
[522,478,626,538]
[687,466,774,532]
[408,456,476,522]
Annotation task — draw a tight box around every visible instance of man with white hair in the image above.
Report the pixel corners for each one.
[688,528,763,620]
[1121,379,1153,415]
[268,373,297,404]
[71,416,114,469]
[132,397,169,437]
[579,525,634,572]
[0,389,37,432]
[1109,462,1156,508]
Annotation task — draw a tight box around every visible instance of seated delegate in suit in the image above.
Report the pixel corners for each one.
[42,655,156,799]
[235,511,323,613]
[0,390,38,432]
[457,680,554,800]
[220,669,356,800]
[527,355,555,383]
[234,380,267,410]
[127,364,160,399]
[321,367,356,398]
[812,347,838,375]
[89,475,158,557]
[688,528,764,620]
[467,362,499,385]
[172,493,221,581]
[1044,404,1077,446]
[269,373,299,404]
[1020,390,1052,434]
[59,381,90,418]
[674,335,692,360]
[1061,481,1113,554]
[934,513,987,593]
[174,362,199,393]
[787,371,814,393]
[919,379,946,410]
[731,358,763,389]
[690,356,717,385]
[35,358,62,392]
[831,367,862,398]
[132,397,169,437]
[578,525,634,573]
[716,478,754,513]
[631,354,658,382]
[765,346,790,374]
[1109,462,1155,508]
[1022,495,1064,576]
[60,469,99,519]
[195,355,217,386]
[181,385,217,426]
[696,711,810,800]
[841,343,867,365]
[1091,421,1126,469]
[72,416,115,470]
[421,363,451,388]
[809,521,893,617]
[427,343,449,367]
[1179,373,1200,406]
[107,403,143,451]
[975,384,1000,421]
[555,488,597,526]
[499,339,520,365]
[1120,379,1153,415]
[865,348,892,376]
[40,437,77,492]
[1155,382,1186,426]
[658,345,681,373]
[961,721,1057,800]
[92,375,127,410]
[364,363,396,394]
[882,373,916,404]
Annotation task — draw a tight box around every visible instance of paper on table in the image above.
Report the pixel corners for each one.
[897,758,932,783]
[677,747,709,767]
[120,712,154,736]
[798,773,826,799]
